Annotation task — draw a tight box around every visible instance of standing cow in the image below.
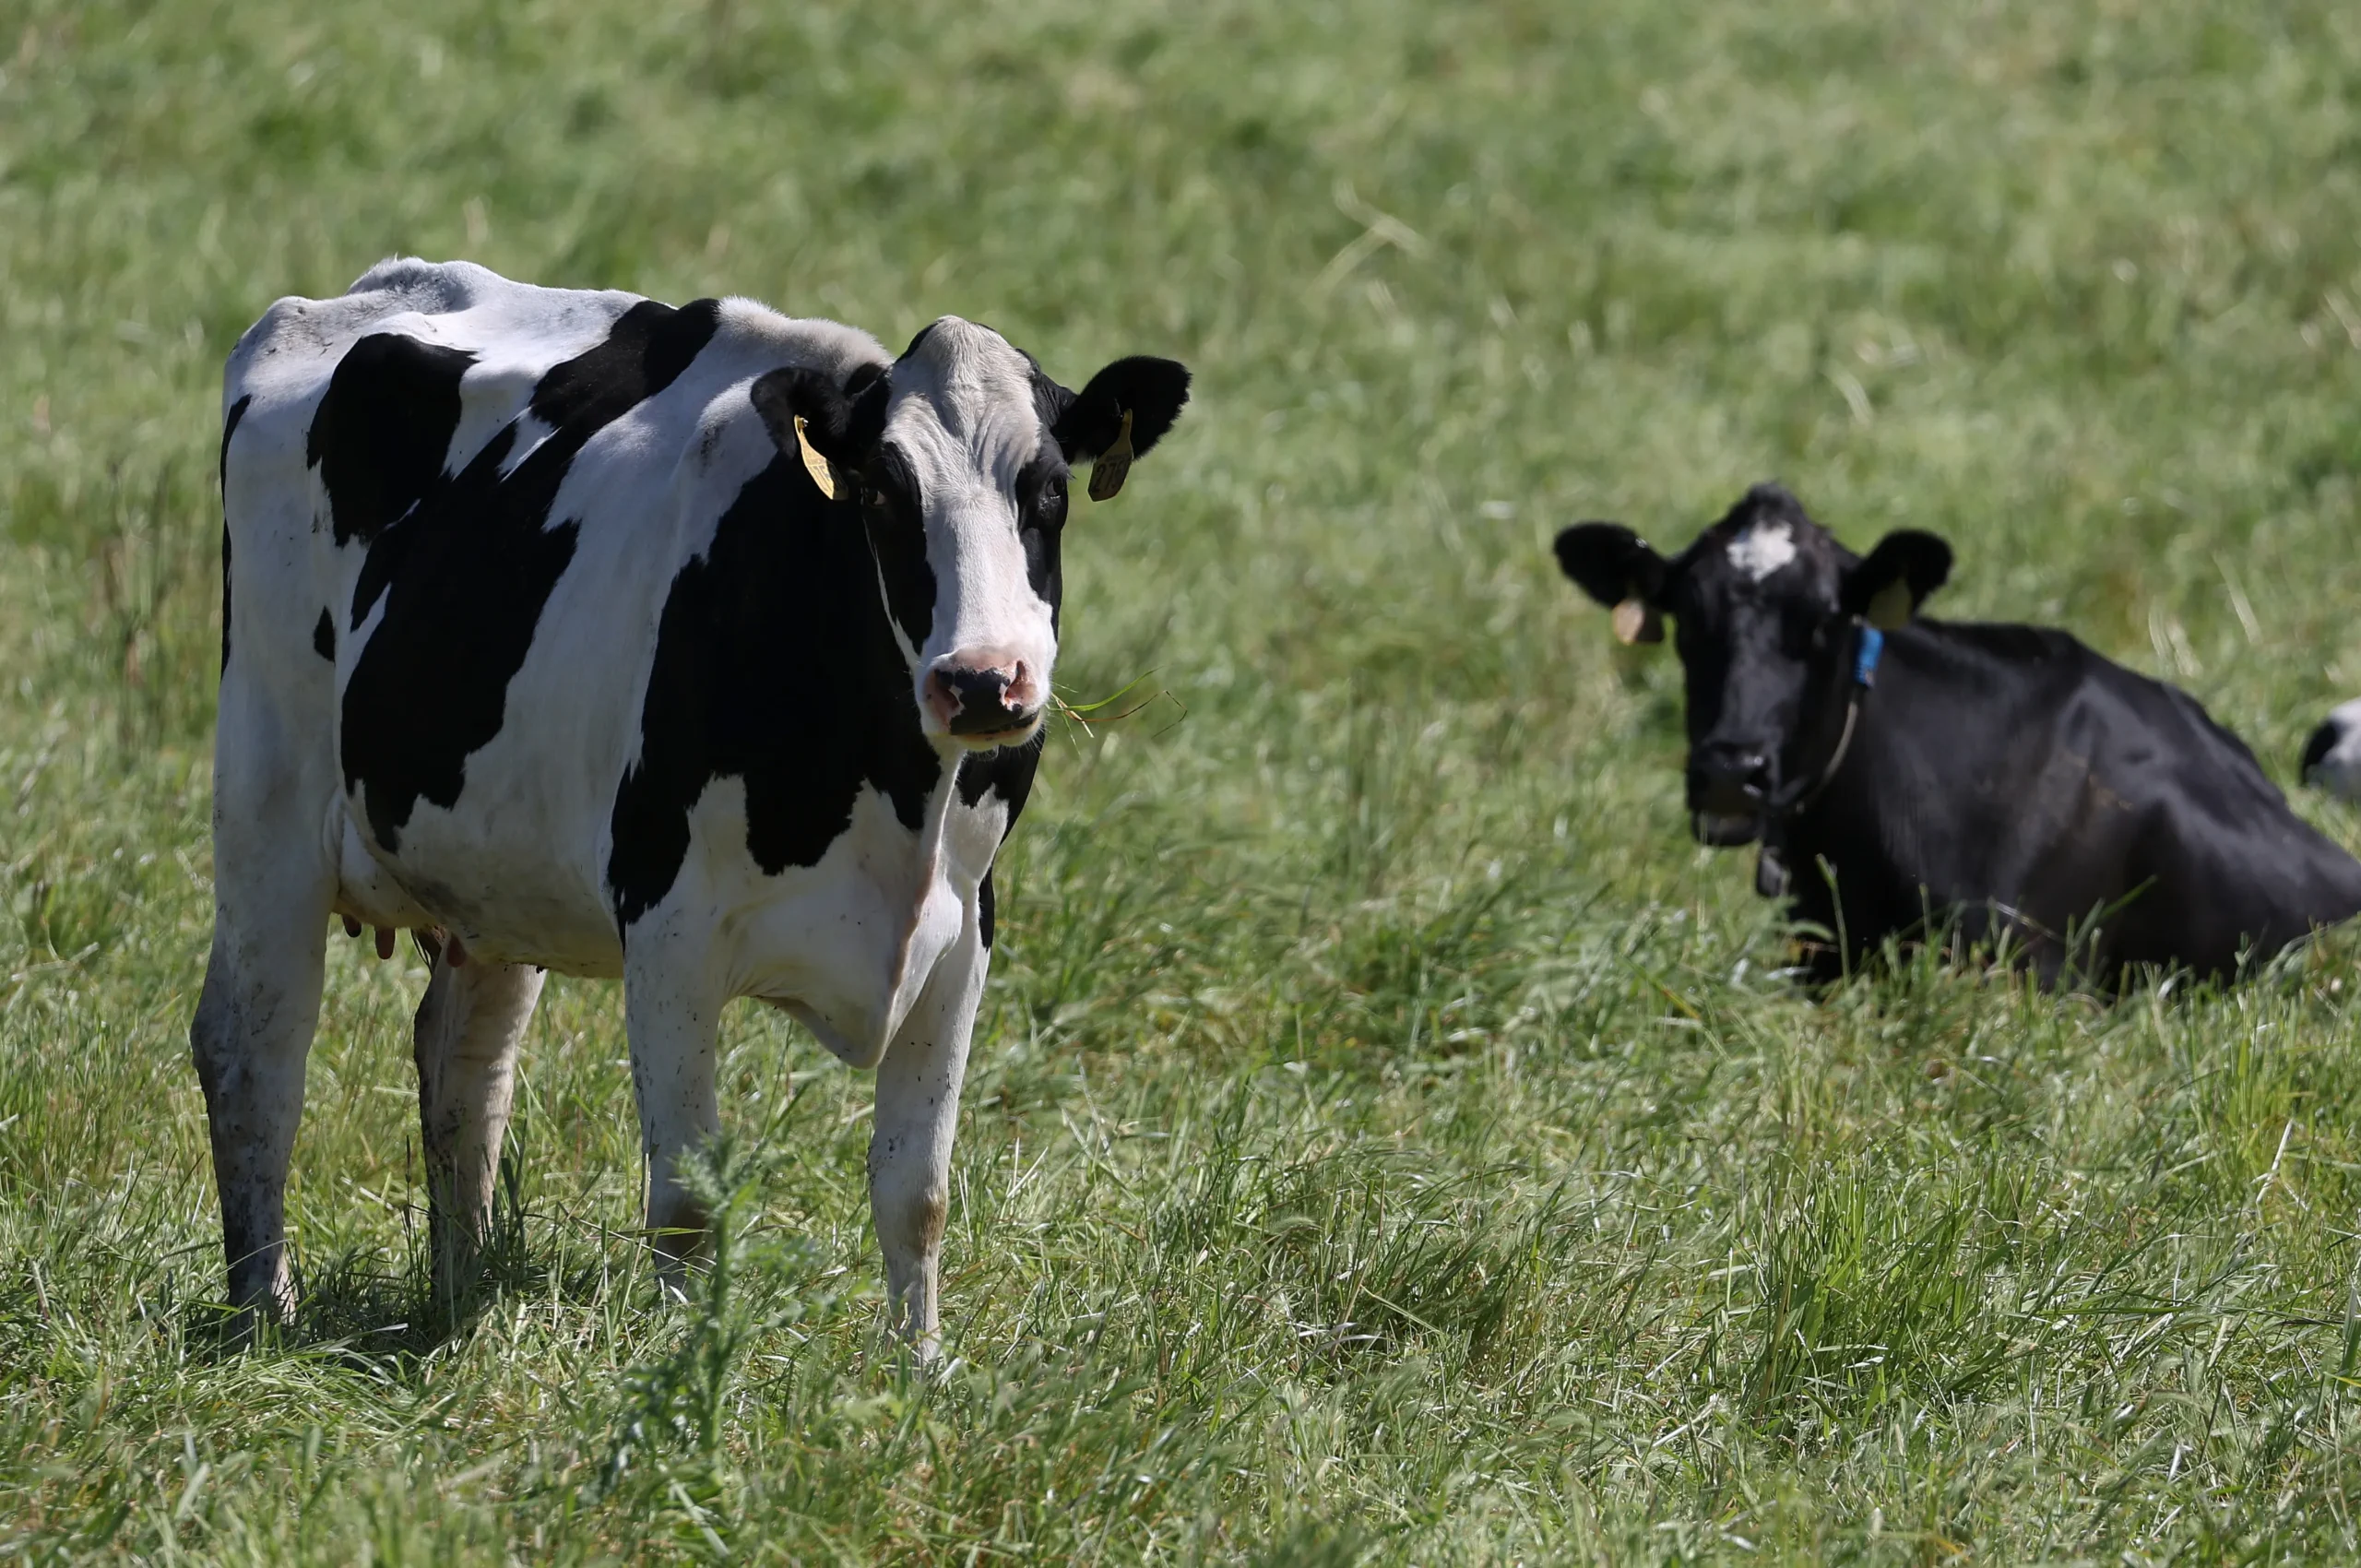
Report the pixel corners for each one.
[202,258,1189,1349]
[1553,482,2361,988]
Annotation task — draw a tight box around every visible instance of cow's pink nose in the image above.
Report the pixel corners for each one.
[925,655,1039,737]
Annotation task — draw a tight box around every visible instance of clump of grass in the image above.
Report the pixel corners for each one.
[591,1136,800,1556]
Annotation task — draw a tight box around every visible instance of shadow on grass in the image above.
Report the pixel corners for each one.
[176,1149,635,1371]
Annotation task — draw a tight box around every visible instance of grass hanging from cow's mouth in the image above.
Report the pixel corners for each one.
[1049,669,1187,742]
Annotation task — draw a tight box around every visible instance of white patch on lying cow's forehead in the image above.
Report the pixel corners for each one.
[884,317,1043,486]
[1726,521,1797,581]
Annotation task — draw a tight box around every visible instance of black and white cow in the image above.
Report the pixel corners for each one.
[201,258,1188,1348]
[1554,482,2361,988]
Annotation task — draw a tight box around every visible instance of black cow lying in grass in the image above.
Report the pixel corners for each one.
[1554,482,2361,988]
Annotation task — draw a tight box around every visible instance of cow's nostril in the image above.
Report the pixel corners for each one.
[945,666,1013,707]
[931,659,1038,737]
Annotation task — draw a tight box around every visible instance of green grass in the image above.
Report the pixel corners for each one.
[9,0,2361,1558]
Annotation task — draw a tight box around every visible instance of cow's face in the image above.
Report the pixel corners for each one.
[1554,483,1950,845]
[753,318,1189,751]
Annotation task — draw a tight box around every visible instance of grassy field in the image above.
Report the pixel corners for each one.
[8,0,2361,1559]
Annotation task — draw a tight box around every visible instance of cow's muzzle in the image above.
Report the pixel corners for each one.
[1687,744,1770,846]
[925,652,1043,748]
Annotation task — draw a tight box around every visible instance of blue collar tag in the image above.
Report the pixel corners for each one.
[1853,625,1885,688]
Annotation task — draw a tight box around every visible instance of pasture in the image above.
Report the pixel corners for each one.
[8,0,2361,1558]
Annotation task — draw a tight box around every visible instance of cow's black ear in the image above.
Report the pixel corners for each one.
[1553,523,1667,609]
[750,362,890,470]
[1555,523,1668,644]
[1052,356,1192,466]
[1842,529,1952,628]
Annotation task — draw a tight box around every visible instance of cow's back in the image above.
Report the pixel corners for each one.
[1793,621,2361,982]
[2082,656,2361,968]
[219,258,892,974]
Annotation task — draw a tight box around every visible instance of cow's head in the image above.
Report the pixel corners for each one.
[753,318,1189,750]
[1554,482,1951,845]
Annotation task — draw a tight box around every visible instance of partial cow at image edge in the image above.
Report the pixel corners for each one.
[2303,699,2361,806]
[1554,481,2361,992]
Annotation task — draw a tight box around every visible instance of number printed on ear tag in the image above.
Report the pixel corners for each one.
[793,416,838,501]
[1088,408,1135,503]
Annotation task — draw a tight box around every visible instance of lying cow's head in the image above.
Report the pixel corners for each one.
[752,318,1189,750]
[1554,482,1951,845]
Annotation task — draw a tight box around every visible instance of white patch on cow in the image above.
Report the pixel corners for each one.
[881,318,1058,739]
[1726,521,1797,581]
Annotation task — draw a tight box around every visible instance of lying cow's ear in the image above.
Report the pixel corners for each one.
[1052,356,1192,500]
[1554,523,1668,644]
[750,362,891,481]
[1842,529,1952,629]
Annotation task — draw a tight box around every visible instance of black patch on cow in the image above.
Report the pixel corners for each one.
[219,394,250,498]
[858,445,937,651]
[955,740,1045,954]
[219,394,251,671]
[337,299,723,850]
[1027,364,1076,434]
[2303,719,2341,778]
[957,738,1042,814]
[531,298,721,430]
[607,449,957,931]
[313,609,336,662]
[308,334,477,547]
[1013,451,1068,632]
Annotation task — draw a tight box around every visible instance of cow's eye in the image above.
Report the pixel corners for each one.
[1034,475,1068,526]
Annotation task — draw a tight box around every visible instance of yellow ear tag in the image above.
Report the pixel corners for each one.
[1087,408,1135,503]
[792,416,838,501]
[1612,597,1663,646]
[1866,578,1914,631]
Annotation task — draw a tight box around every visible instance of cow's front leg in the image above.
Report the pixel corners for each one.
[412,941,545,1309]
[870,921,988,1360]
[623,945,724,1290]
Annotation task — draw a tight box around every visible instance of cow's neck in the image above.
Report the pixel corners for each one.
[1770,623,1961,969]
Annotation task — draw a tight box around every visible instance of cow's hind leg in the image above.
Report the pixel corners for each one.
[870,923,987,1360]
[412,940,545,1312]
[191,871,332,1329]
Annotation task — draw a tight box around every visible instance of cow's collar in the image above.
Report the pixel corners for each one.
[1755,619,1884,898]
